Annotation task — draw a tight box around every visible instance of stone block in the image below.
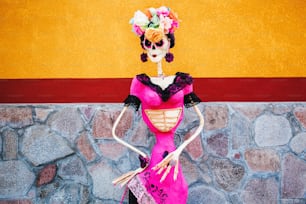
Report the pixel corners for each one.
[294,106,306,129]
[245,148,280,172]
[93,108,133,139]
[232,103,266,121]
[210,158,245,191]
[282,153,306,198]
[88,160,124,201]
[204,105,228,130]
[242,177,279,204]
[58,155,88,185]
[290,132,306,154]
[21,125,74,166]
[98,141,127,161]
[0,107,33,128]
[48,107,84,143]
[255,114,292,147]
[34,108,53,122]
[0,160,35,198]
[185,128,203,160]
[207,132,228,157]
[2,129,18,160]
[36,164,57,186]
[188,185,227,204]
[76,132,98,162]
[231,114,252,149]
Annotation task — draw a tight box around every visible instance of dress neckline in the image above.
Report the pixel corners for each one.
[136,72,193,102]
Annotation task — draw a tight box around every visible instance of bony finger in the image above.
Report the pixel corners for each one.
[173,162,179,181]
[160,165,172,183]
[157,165,165,175]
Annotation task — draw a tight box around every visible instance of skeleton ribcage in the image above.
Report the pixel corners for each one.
[144,108,182,132]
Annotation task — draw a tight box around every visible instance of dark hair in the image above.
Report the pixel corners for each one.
[140,33,175,49]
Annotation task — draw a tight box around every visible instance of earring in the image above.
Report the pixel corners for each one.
[165,52,174,63]
[140,52,148,62]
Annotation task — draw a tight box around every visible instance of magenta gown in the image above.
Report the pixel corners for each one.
[124,72,201,204]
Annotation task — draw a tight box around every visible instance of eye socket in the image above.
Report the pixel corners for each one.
[144,39,152,48]
[155,40,164,47]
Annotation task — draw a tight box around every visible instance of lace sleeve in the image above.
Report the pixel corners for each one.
[124,95,141,111]
[184,92,201,108]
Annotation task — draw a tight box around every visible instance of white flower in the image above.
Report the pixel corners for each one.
[133,10,149,27]
[159,15,173,33]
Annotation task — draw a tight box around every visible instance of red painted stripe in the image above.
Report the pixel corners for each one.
[0,78,305,103]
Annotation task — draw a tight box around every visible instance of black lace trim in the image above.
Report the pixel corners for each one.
[124,95,141,111]
[136,72,193,102]
[184,92,201,108]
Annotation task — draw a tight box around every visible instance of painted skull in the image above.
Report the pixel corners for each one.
[142,35,170,63]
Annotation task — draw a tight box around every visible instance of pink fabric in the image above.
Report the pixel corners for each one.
[128,74,194,204]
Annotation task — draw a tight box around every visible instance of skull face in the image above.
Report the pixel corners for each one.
[142,35,170,63]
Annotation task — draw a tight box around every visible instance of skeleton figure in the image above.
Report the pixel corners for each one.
[112,6,204,204]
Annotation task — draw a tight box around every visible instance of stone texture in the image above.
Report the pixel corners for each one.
[21,125,74,166]
[76,132,98,162]
[232,103,266,121]
[0,103,304,203]
[242,177,279,204]
[0,107,33,128]
[271,103,292,115]
[290,132,306,154]
[210,158,245,191]
[34,108,53,122]
[36,164,57,186]
[245,148,280,172]
[2,129,18,160]
[188,185,228,204]
[58,155,88,185]
[88,161,124,201]
[79,106,96,122]
[93,108,133,139]
[207,132,228,157]
[255,114,292,147]
[130,120,150,146]
[0,160,35,197]
[180,154,200,185]
[185,128,203,160]
[293,106,306,129]
[204,105,228,130]
[49,183,81,203]
[48,107,84,142]
[98,141,127,161]
[231,114,252,149]
[282,153,306,198]
[0,200,32,204]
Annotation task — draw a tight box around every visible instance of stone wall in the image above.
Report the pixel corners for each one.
[0,103,305,204]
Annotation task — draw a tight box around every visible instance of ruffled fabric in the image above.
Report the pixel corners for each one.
[136,72,193,102]
[184,92,201,108]
[124,95,141,111]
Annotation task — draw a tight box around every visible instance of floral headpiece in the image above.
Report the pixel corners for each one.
[130,6,179,43]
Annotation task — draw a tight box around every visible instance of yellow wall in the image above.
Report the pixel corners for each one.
[0,0,305,78]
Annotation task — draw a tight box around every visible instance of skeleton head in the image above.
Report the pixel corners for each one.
[142,35,170,63]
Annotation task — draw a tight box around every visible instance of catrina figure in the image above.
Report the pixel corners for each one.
[112,6,204,204]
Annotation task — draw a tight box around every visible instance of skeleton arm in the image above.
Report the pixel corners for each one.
[112,106,147,158]
[152,104,204,182]
[112,106,149,186]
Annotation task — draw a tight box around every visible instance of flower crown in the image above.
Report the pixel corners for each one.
[130,6,179,43]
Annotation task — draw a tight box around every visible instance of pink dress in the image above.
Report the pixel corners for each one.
[124,72,201,204]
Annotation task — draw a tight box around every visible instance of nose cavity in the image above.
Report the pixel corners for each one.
[152,44,156,50]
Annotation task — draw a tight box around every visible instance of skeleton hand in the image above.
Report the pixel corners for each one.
[151,148,183,183]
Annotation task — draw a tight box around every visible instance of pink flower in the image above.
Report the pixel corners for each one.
[169,21,179,33]
[133,24,144,36]
[157,6,170,16]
